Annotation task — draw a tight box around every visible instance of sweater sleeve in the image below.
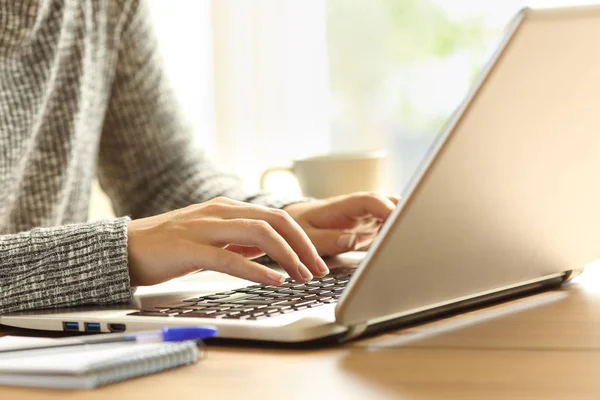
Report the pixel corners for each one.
[0,218,132,314]
[97,0,303,219]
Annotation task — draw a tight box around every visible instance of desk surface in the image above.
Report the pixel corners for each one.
[3,269,600,400]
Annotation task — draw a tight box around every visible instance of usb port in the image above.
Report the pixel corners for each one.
[85,322,101,332]
[63,321,79,332]
[108,323,126,333]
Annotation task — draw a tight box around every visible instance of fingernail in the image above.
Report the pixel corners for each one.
[266,269,285,285]
[299,264,313,282]
[316,257,329,275]
[337,233,357,250]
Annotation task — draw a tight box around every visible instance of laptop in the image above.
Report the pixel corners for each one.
[3,4,600,344]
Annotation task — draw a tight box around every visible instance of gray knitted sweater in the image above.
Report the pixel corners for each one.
[0,0,294,314]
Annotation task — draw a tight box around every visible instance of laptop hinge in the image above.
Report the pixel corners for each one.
[339,323,368,343]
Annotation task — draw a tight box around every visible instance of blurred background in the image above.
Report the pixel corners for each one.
[90,0,597,219]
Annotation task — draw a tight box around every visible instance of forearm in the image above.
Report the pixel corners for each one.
[0,218,132,314]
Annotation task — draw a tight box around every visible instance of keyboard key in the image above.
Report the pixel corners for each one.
[290,300,316,308]
[161,302,199,309]
[174,311,213,318]
[203,295,231,300]
[233,299,275,305]
[191,305,215,311]
[233,288,255,293]
[277,297,301,303]
[288,283,308,289]
[276,289,304,295]
[226,311,242,316]
[263,305,292,311]
[248,289,277,294]
[207,293,252,302]
[246,296,275,301]
[211,303,240,308]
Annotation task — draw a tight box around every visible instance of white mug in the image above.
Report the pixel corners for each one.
[260,150,386,199]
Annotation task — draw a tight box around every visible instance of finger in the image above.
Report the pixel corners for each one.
[224,244,265,259]
[354,232,379,249]
[348,215,383,233]
[308,228,379,257]
[188,244,286,285]
[327,192,396,221]
[197,218,314,283]
[204,204,328,277]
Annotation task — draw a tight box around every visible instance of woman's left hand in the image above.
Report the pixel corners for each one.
[283,192,399,257]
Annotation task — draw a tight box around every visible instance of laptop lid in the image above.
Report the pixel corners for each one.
[336,5,600,327]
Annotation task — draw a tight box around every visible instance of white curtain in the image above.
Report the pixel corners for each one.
[210,0,331,193]
[151,0,331,194]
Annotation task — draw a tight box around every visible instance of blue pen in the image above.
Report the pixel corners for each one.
[132,326,218,343]
[0,326,218,354]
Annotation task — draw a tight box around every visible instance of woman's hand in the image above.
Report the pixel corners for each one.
[283,192,399,257]
[127,197,328,287]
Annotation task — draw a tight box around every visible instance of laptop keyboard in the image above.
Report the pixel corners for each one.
[127,268,355,321]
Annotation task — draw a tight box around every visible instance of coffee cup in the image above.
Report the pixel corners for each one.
[260,150,386,198]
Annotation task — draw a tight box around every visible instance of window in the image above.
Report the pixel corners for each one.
[148,0,598,197]
[325,0,597,194]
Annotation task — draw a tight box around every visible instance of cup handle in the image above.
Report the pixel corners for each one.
[260,166,293,191]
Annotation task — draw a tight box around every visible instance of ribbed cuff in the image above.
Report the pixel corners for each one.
[0,217,133,314]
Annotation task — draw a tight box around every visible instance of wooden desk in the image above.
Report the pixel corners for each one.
[3,269,600,400]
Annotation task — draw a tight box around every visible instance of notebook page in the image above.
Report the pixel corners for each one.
[0,335,57,351]
[0,339,183,374]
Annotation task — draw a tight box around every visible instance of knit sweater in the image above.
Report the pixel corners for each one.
[0,0,295,314]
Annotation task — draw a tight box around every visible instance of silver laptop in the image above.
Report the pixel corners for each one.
[3,5,600,344]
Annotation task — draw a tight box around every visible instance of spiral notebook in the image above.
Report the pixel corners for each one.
[0,336,202,389]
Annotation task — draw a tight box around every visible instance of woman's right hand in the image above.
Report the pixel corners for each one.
[126,197,329,287]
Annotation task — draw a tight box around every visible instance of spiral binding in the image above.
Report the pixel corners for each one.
[81,341,202,387]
